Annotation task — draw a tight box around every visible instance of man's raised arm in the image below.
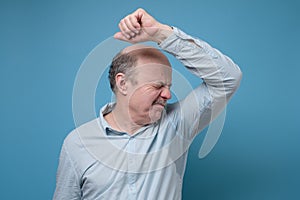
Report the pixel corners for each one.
[114,8,242,138]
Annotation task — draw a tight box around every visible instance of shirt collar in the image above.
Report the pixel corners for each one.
[99,103,124,136]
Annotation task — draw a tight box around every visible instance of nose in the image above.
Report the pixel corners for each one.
[160,87,172,100]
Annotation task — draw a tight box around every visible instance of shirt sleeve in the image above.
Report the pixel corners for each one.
[53,143,81,200]
[159,27,242,139]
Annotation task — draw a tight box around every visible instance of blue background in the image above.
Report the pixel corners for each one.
[1,0,299,199]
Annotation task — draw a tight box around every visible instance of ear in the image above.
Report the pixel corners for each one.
[115,73,128,95]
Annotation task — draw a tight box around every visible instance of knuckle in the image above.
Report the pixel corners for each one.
[124,17,129,23]
[137,8,144,12]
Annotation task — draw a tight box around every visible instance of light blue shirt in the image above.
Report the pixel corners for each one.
[53,27,242,200]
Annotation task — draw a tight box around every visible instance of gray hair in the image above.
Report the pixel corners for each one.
[108,52,138,93]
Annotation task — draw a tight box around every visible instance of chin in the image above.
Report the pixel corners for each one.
[149,108,164,123]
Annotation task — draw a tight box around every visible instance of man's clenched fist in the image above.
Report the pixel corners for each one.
[114,8,173,44]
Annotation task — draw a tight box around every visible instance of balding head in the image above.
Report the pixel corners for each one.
[109,44,171,93]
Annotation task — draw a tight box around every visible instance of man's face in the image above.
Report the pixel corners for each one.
[126,55,172,126]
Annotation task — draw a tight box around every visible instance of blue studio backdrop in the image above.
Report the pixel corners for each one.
[0,0,299,199]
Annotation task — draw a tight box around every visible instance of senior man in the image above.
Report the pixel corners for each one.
[53,8,242,200]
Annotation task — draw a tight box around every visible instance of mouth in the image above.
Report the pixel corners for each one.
[153,100,166,108]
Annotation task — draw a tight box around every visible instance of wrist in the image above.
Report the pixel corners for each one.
[153,24,173,44]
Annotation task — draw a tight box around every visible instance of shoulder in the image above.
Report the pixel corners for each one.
[62,118,102,175]
[64,117,104,147]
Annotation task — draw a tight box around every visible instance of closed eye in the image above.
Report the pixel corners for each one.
[152,82,172,89]
[153,84,164,89]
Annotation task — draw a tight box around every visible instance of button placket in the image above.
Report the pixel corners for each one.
[127,137,137,198]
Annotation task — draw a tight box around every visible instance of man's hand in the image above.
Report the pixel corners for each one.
[114,8,173,44]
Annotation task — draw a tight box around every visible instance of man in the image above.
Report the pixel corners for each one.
[53,8,242,200]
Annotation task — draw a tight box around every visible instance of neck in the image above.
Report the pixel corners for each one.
[106,102,142,135]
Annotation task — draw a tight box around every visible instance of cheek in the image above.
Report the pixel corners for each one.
[140,88,161,102]
[129,88,159,108]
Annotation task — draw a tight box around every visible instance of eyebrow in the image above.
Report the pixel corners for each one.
[152,81,172,88]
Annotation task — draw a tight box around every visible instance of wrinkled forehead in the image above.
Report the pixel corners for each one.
[130,63,172,87]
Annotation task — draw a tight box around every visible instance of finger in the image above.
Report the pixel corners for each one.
[114,32,142,44]
[134,8,145,20]
[128,15,140,33]
[124,17,137,37]
[119,19,131,39]
[114,32,129,42]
